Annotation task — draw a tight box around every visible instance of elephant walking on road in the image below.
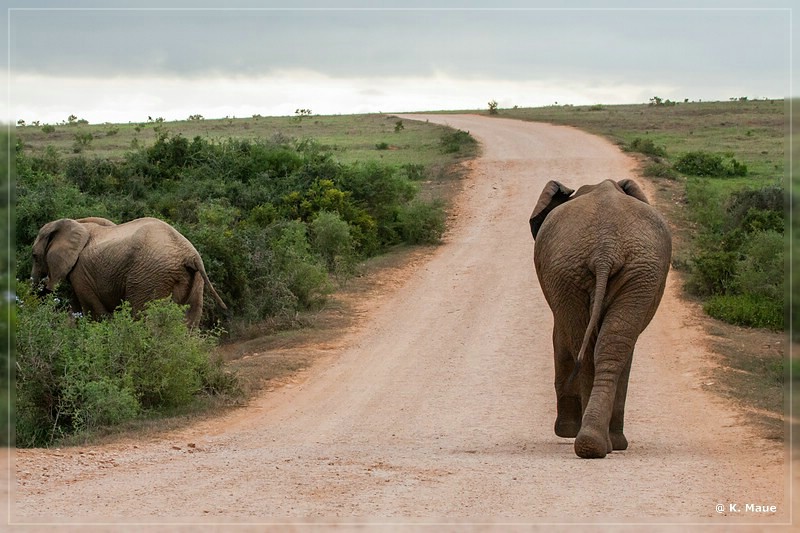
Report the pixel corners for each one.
[31,217,227,328]
[529,179,671,458]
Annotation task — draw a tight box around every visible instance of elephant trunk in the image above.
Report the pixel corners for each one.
[31,264,51,295]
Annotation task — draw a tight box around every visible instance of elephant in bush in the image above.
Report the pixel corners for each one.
[31,217,226,327]
[529,179,671,458]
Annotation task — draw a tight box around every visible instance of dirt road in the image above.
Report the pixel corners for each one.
[12,115,789,527]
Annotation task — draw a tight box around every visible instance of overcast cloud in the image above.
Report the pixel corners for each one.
[3,2,795,124]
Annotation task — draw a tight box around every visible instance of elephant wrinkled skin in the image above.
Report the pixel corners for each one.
[530,179,671,458]
[31,217,226,327]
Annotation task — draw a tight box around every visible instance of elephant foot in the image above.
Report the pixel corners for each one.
[610,431,628,451]
[555,396,582,438]
[574,427,612,459]
[555,417,581,438]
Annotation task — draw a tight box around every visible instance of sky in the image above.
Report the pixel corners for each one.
[2,1,796,125]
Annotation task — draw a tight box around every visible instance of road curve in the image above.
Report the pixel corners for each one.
[12,114,787,528]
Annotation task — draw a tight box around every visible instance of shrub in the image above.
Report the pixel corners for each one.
[15,288,231,447]
[440,129,476,154]
[674,151,748,177]
[626,137,667,158]
[734,230,785,300]
[642,162,680,180]
[271,221,332,309]
[64,155,120,196]
[683,176,785,331]
[704,294,784,330]
[72,132,93,153]
[400,163,426,181]
[726,184,785,231]
[396,199,446,245]
[310,211,354,273]
[687,250,737,296]
[738,208,785,234]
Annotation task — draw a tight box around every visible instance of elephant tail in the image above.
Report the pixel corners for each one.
[569,261,611,384]
[189,256,227,310]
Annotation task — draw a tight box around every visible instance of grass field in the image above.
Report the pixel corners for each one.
[17,113,466,169]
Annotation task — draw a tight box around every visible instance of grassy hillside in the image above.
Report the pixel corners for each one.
[17,113,461,168]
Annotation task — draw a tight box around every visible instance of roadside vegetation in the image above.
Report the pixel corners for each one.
[1,129,11,446]
[14,114,476,445]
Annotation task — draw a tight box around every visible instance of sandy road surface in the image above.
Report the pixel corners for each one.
[11,115,790,528]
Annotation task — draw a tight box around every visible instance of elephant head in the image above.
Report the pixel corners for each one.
[31,218,91,291]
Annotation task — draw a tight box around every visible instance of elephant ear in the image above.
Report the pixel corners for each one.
[617,179,650,204]
[40,219,90,290]
[529,180,575,239]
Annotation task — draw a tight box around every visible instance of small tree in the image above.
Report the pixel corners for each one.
[72,131,94,153]
[310,211,354,277]
[294,108,313,122]
[488,100,499,115]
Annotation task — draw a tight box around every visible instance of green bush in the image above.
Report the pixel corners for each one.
[688,250,738,296]
[396,199,447,245]
[642,162,680,180]
[341,161,417,246]
[271,221,332,309]
[310,211,354,273]
[72,132,93,153]
[704,294,784,330]
[675,151,748,177]
[726,185,784,232]
[734,230,785,300]
[683,179,786,331]
[626,137,667,158]
[15,288,232,447]
[440,129,476,154]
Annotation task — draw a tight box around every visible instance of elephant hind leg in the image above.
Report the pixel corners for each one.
[609,356,633,451]
[553,324,583,438]
[180,270,204,328]
[555,396,582,438]
[574,426,613,459]
[575,322,637,458]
